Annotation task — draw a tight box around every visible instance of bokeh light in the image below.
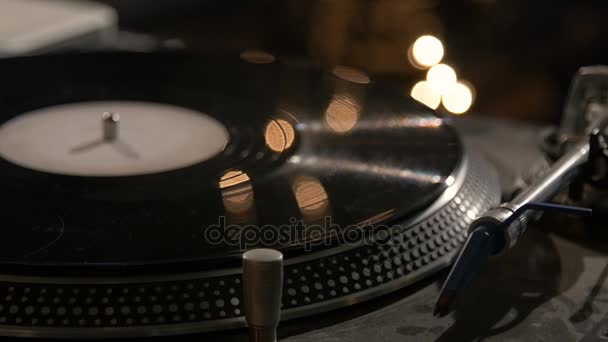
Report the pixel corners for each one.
[219,170,255,220]
[410,81,441,109]
[324,94,361,133]
[426,64,457,95]
[240,49,275,64]
[219,169,250,189]
[333,66,370,84]
[264,119,295,152]
[442,81,474,114]
[410,35,444,68]
[292,175,329,217]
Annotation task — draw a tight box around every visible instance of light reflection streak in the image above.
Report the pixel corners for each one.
[301,115,443,133]
[353,209,395,229]
[288,156,443,184]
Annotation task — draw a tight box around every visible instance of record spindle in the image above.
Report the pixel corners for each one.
[242,249,284,342]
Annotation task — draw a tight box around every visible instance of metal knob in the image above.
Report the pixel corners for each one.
[242,249,284,342]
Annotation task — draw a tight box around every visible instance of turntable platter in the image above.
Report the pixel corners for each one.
[0,101,229,177]
[0,52,461,270]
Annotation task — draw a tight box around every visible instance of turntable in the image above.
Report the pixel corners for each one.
[0,50,502,338]
[3,48,608,342]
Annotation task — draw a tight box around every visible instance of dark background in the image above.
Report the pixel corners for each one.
[94,0,608,124]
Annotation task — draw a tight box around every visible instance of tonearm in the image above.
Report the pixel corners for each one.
[434,66,608,316]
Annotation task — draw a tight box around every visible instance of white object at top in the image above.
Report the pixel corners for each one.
[0,0,117,56]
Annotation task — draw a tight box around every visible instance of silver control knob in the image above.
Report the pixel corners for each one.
[242,249,284,342]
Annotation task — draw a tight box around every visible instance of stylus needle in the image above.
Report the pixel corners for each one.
[433,225,499,317]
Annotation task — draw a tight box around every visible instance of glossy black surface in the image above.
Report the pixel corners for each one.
[0,52,461,270]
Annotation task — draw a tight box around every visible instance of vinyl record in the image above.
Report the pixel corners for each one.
[0,52,462,271]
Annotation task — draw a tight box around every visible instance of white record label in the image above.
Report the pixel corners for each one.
[0,101,230,176]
